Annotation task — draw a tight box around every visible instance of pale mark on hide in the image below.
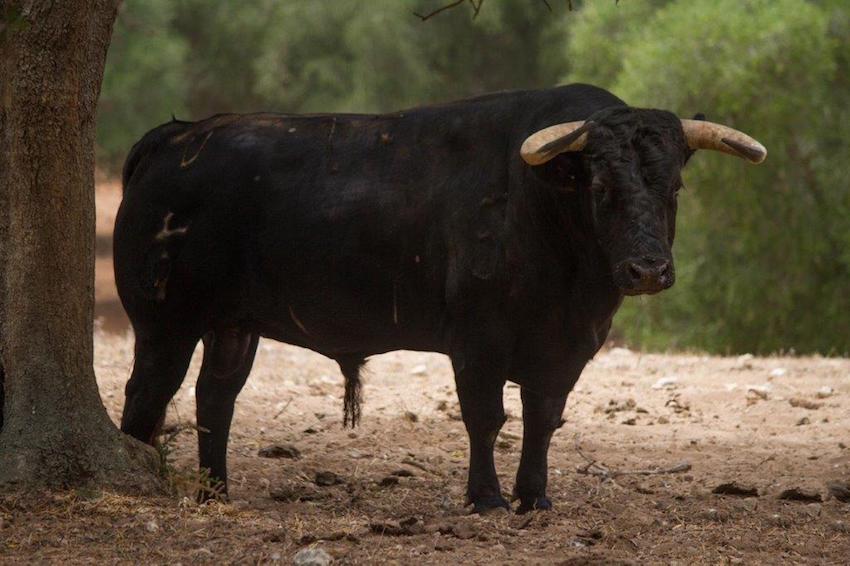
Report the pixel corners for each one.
[155,212,189,242]
[180,130,213,168]
[289,305,312,336]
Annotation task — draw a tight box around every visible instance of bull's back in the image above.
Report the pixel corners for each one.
[115,114,453,352]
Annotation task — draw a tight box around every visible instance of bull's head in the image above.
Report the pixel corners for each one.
[521,107,766,295]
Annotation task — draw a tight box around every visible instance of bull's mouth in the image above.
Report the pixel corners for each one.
[620,284,670,297]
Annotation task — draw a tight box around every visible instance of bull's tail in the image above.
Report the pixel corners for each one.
[121,117,192,193]
[337,357,366,428]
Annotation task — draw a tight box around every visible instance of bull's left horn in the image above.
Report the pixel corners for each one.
[521,121,588,165]
[680,119,767,164]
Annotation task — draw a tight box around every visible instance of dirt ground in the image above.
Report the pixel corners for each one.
[2,336,848,564]
[1,185,848,564]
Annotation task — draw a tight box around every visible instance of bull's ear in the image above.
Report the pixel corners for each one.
[529,153,584,192]
[683,113,705,165]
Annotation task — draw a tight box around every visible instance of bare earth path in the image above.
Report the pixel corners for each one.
[1,333,848,564]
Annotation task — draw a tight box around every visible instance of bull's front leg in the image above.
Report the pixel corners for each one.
[454,366,509,513]
[514,387,568,514]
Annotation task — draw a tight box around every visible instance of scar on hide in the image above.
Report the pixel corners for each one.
[289,305,312,336]
[154,251,169,302]
[392,280,399,325]
[180,130,213,168]
[327,118,337,144]
[155,212,189,242]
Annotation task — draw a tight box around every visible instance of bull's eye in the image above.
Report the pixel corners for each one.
[590,177,606,193]
[673,181,684,197]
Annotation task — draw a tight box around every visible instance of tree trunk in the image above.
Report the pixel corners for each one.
[0,1,158,489]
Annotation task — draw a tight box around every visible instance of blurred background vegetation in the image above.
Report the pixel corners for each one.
[97,0,849,356]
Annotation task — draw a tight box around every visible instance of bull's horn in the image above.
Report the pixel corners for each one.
[521,121,589,165]
[680,119,766,164]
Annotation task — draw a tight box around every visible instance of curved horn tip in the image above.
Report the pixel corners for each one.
[722,138,767,164]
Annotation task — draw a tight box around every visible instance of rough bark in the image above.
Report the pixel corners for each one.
[0,1,158,489]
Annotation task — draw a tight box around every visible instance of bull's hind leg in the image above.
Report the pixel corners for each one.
[513,387,567,514]
[196,329,259,500]
[121,331,198,445]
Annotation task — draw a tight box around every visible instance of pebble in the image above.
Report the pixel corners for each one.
[713,482,758,497]
[746,383,772,396]
[451,522,477,540]
[816,386,834,399]
[788,398,822,410]
[778,488,822,503]
[315,471,343,486]
[702,508,729,522]
[293,548,331,566]
[827,482,850,503]
[145,519,159,533]
[652,376,678,390]
[258,444,301,459]
[410,364,427,376]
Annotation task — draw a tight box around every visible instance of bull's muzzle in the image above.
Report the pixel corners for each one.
[618,256,674,295]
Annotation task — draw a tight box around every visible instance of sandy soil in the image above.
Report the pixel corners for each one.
[1,334,848,564]
[1,185,847,564]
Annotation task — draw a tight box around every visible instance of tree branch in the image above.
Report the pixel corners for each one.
[414,0,572,21]
[413,0,466,21]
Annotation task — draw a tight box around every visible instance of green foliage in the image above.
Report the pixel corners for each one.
[98,0,188,166]
[570,0,850,354]
[97,0,848,354]
[98,0,569,168]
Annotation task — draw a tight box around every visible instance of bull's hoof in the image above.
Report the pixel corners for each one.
[471,494,511,514]
[516,496,551,514]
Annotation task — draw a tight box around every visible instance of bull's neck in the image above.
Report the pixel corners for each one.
[522,180,622,313]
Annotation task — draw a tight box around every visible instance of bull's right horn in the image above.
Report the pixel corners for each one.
[521,121,590,165]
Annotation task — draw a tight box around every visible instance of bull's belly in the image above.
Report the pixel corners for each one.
[247,293,449,357]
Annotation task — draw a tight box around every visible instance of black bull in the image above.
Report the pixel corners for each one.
[115,84,764,513]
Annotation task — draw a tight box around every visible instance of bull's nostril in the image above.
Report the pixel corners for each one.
[657,261,670,277]
[627,263,643,282]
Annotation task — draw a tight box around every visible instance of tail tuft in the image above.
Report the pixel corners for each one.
[338,357,365,428]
